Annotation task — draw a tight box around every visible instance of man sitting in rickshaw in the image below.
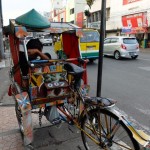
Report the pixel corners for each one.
[19,38,51,89]
[19,38,50,76]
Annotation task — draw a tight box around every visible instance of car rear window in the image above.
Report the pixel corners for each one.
[123,38,137,44]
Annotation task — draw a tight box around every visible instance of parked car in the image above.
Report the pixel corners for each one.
[104,36,139,60]
[39,36,53,46]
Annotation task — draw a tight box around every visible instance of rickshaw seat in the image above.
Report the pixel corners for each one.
[64,62,85,75]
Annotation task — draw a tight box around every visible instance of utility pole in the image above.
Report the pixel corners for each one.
[96,0,106,97]
[0,0,4,60]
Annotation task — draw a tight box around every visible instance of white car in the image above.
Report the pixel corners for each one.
[104,36,139,60]
[39,36,53,46]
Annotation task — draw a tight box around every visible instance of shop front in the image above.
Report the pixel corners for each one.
[121,12,148,48]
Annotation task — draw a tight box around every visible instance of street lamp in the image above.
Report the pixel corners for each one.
[96,0,106,97]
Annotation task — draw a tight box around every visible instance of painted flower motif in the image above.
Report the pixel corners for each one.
[16,93,31,110]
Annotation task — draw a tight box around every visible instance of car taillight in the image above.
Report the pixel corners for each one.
[136,44,139,49]
[121,44,127,50]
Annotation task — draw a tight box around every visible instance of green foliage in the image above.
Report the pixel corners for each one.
[86,0,95,8]
[84,10,91,17]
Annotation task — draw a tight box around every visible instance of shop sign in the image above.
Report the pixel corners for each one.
[122,12,148,33]
[89,21,100,29]
[76,12,84,27]
[122,27,131,33]
[123,0,142,5]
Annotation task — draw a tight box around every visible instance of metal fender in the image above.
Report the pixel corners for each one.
[15,92,33,146]
[108,107,150,148]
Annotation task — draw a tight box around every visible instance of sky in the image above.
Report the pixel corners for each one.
[2,0,52,26]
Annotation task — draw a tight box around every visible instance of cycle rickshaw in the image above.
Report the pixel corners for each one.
[8,9,150,150]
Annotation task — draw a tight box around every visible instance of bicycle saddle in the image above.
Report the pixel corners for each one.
[64,63,85,75]
[84,97,117,107]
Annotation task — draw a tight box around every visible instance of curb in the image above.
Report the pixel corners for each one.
[0,59,6,68]
[0,58,10,69]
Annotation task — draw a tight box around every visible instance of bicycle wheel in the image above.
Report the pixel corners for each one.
[81,108,140,150]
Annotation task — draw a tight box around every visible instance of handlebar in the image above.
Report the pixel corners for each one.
[30,57,87,66]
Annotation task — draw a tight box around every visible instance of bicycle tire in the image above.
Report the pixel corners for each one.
[81,108,140,150]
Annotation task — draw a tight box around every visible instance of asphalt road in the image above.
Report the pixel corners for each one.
[43,46,150,131]
[87,52,150,132]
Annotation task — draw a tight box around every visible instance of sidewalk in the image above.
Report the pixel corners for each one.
[140,47,150,53]
[0,49,11,69]
[0,106,84,150]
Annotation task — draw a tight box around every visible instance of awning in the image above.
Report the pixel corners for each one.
[46,22,80,33]
[122,27,147,34]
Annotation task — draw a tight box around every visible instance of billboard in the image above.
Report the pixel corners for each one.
[76,12,84,27]
[122,12,148,33]
[123,0,142,5]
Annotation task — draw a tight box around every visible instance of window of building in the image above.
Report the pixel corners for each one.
[95,12,99,22]
[70,8,74,15]
[70,20,74,24]
[89,11,101,23]
[106,8,110,21]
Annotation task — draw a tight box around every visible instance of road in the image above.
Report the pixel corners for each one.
[87,51,150,132]
[44,46,150,131]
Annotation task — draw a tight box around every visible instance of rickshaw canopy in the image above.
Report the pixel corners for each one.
[15,9,50,29]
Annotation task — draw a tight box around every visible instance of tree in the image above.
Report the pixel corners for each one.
[86,0,95,8]
[84,10,91,17]
[84,10,91,27]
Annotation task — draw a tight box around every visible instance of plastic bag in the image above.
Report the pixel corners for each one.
[44,106,61,124]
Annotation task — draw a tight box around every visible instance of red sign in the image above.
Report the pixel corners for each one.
[76,12,83,27]
[123,0,142,5]
[122,12,148,33]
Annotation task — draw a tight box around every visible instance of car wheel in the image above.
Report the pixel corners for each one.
[131,56,138,59]
[114,51,121,60]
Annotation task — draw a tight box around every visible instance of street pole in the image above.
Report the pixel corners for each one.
[96,0,106,97]
[0,0,4,60]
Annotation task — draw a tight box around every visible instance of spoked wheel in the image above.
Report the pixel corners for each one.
[114,51,121,60]
[15,102,24,137]
[81,108,140,150]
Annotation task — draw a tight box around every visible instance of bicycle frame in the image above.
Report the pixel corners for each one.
[57,85,150,149]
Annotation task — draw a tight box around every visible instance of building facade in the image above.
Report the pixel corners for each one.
[50,0,150,48]
[50,0,86,27]
[88,0,150,48]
